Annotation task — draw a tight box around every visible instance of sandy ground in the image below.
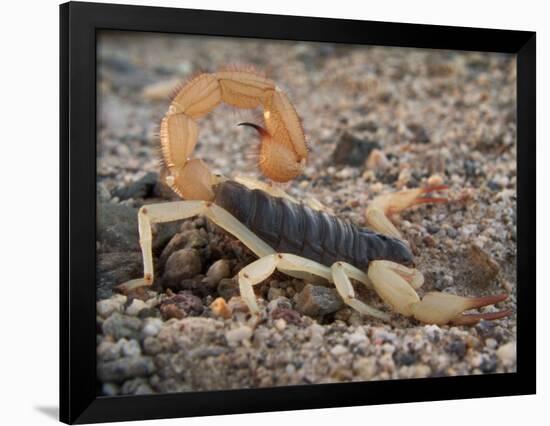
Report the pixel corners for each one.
[96,31,517,395]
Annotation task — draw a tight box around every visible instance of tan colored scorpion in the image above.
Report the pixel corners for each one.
[118,68,511,326]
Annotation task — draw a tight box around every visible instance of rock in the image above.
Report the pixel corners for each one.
[97,356,156,382]
[121,339,141,357]
[97,203,140,252]
[159,229,209,269]
[308,322,326,347]
[159,304,182,320]
[427,174,444,187]
[352,120,378,132]
[142,318,163,337]
[210,297,232,319]
[97,182,111,202]
[365,149,390,172]
[97,294,127,317]
[225,325,253,345]
[125,299,147,316]
[100,54,152,91]
[138,308,160,319]
[274,319,287,331]
[424,325,441,343]
[407,123,430,144]
[332,131,380,167]
[267,287,286,301]
[102,383,119,396]
[463,159,483,180]
[448,340,467,358]
[479,356,497,373]
[446,228,458,239]
[294,284,343,317]
[267,296,293,312]
[271,307,302,326]
[423,235,436,247]
[142,336,163,355]
[97,252,143,300]
[179,277,215,297]
[330,344,348,357]
[120,377,153,395]
[204,259,231,286]
[114,172,159,200]
[158,233,187,267]
[485,338,498,349]
[162,249,202,289]
[487,180,503,191]
[467,244,500,288]
[97,340,123,362]
[372,329,397,344]
[182,229,209,249]
[426,224,440,235]
[393,352,417,366]
[97,202,180,256]
[159,291,203,320]
[347,331,368,346]
[227,296,250,314]
[353,357,377,379]
[217,278,240,300]
[496,342,516,367]
[102,313,143,340]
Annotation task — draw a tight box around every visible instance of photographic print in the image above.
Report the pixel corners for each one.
[95,30,517,396]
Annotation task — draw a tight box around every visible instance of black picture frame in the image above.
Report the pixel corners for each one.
[60,1,536,424]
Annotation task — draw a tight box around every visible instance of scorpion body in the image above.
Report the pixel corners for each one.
[119,68,511,326]
[213,180,414,270]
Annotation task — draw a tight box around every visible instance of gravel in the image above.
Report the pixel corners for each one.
[96,31,517,395]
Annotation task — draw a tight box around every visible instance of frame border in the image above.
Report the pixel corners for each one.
[60,1,536,424]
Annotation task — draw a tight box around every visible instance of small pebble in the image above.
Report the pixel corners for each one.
[97,295,127,318]
[205,259,231,285]
[121,339,141,357]
[125,299,147,316]
[142,318,163,337]
[102,383,119,396]
[225,326,253,345]
[485,338,498,349]
[427,174,444,187]
[210,297,232,319]
[348,331,368,346]
[366,149,390,171]
[330,344,348,357]
[294,284,343,317]
[218,278,240,300]
[496,342,516,367]
[274,318,287,331]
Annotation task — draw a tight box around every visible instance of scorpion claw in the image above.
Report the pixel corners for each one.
[412,185,449,206]
[366,184,449,239]
[450,309,514,326]
[410,292,511,325]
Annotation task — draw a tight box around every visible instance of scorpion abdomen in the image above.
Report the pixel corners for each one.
[213,180,413,269]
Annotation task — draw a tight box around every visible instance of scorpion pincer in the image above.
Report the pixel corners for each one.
[118,68,511,326]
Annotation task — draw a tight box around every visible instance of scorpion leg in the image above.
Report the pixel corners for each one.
[368,260,511,325]
[331,262,391,320]
[118,200,275,293]
[238,253,387,319]
[238,253,332,314]
[366,185,448,239]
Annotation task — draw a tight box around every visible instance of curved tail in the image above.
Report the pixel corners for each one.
[159,69,307,201]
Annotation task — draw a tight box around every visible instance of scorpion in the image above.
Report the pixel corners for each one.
[118,68,511,326]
